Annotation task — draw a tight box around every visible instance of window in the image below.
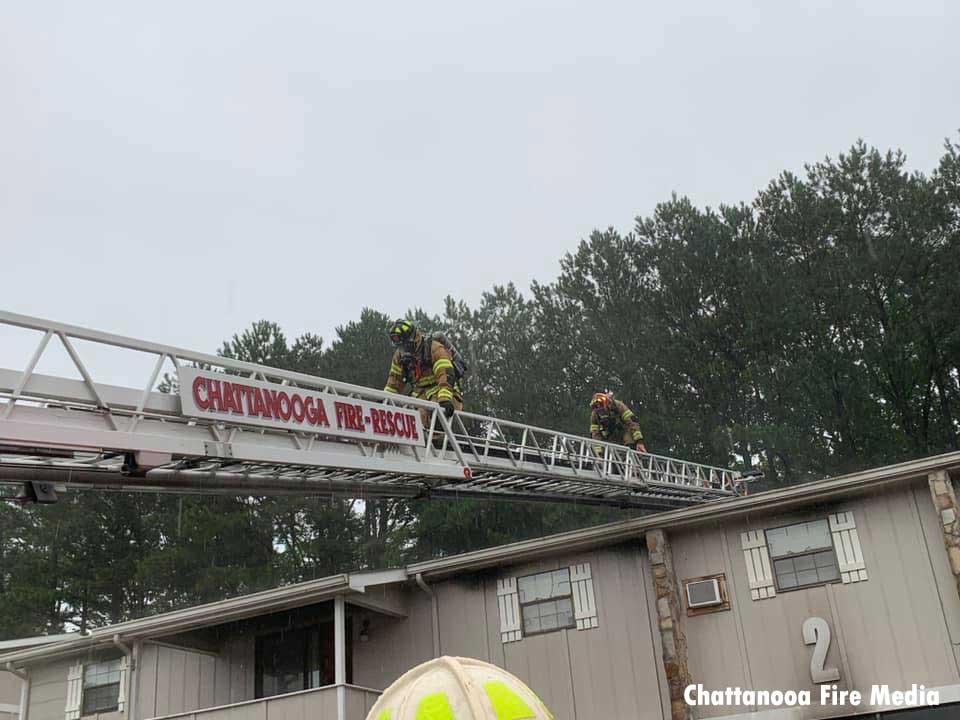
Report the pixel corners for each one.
[81,660,122,716]
[766,519,840,592]
[517,568,575,636]
[255,620,350,698]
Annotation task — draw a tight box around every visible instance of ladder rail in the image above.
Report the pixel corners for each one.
[0,311,745,508]
[450,409,738,492]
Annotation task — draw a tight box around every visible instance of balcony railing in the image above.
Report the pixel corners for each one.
[148,683,381,720]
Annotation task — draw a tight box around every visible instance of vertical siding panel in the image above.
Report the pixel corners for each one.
[138,645,159,720]
[568,551,617,720]
[26,659,71,720]
[153,647,174,718]
[182,652,201,713]
[228,637,252,703]
[720,525,756,693]
[436,577,489,660]
[198,655,216,710]
[213,646,232,707]
[517,631,574,720]
[912,483,960,650]
[832,488,958,690]
[674,526,749,704]
[351,589,433,692]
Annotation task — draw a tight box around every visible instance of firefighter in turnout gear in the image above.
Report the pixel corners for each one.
[384,319,463,427]
[589,391,647,454]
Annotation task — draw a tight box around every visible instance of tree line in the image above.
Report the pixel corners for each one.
[1,139,958,637]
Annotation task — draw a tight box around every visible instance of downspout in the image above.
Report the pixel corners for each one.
[5,663,29,720]
[415,573,441,658]
[112,635,136,720]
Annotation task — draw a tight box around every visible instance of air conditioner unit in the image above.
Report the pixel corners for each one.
[686,578,722,608]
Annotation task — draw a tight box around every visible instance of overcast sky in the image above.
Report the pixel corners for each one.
[1,1,958,387]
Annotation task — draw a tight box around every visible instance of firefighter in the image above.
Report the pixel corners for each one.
[589,391,647,453]
[384,319,463,427]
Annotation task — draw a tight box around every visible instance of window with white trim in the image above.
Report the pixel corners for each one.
[518,568,575,636]
[766,519,840,592]
[81,660,122,716]
[497,563,598,642]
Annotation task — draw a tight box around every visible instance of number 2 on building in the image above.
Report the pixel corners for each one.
[803,617,841,683]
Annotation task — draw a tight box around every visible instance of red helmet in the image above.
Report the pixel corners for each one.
[590,391,612,410]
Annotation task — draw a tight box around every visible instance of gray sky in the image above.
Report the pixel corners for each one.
[2,1,958,388]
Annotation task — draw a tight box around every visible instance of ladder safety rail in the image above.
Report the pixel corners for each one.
[0,311,748,509]
[445,409,740,492]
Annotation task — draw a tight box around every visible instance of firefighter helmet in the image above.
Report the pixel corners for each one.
[590,391,613,410]
[388,319,417,348]
[365,656,554,720]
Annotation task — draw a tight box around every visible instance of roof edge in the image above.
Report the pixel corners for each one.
[408,450,960,579]
[4,451,958,667]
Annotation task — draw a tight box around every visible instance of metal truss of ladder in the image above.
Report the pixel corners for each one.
[0,311,746,510]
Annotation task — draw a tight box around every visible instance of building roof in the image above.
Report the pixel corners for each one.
[0,634,77,651]
[3,450,958,668]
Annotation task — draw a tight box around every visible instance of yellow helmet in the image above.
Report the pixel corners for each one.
[366,656,554,720]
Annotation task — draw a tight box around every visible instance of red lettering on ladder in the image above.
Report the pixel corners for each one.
[262,390,278,419]
[207,379,223,412]
[192,376,209,410]
[315,398,329,427]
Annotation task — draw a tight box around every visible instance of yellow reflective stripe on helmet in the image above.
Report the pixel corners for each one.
[383,386,398,394]
[415,692,454,720]
[483,681,536,720]
[432,358,454,374]
[376,711,391,720]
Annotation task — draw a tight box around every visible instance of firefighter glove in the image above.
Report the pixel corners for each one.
[635,441,647,453]
[439,400,455,418]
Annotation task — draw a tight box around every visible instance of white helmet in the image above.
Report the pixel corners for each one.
[365,656,554,720]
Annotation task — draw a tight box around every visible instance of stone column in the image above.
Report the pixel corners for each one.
[929,470,960,596]
[646,528,695,720]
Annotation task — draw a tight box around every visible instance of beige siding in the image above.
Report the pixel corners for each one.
[351,588,433,691]
[137,645,222,720]
[489,546,666,720]
[672,481,960,718]
[1,669,21,717]
[26,655,122,720]
[26,657,70,720]
[356,543,665,720]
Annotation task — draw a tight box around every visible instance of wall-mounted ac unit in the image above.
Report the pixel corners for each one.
[686,578,722,608]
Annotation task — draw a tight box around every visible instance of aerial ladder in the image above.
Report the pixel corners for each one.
[0,311,755,510]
